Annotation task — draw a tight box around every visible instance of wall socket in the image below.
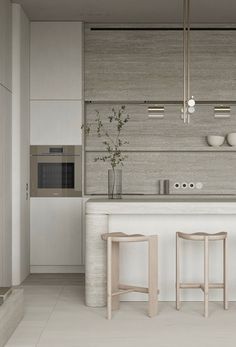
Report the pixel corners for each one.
[173,182,203,190]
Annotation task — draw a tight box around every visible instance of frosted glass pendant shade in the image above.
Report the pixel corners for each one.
[188,97,195,107]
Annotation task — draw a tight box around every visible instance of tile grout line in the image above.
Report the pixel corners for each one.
[34,285,65,347]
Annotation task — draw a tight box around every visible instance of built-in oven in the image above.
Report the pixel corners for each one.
[30,146,82,197]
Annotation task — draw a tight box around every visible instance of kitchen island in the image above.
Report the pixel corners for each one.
[85,197,236,307]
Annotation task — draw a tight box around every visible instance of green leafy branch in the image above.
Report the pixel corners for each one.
[82,105,130,169]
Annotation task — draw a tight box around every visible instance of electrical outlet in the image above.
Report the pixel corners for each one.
[196,182,203,189]
[173,182,203,191]
[174,182,180,189]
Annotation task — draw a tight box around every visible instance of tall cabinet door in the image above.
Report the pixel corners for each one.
[0,0,12,287]
[12,4,30,285]
[30,22,83,100]
[0,0,12,90]
[0,87,12,286]
[191,30,236,101]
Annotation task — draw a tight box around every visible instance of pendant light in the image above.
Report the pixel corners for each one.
[182,0,195,124]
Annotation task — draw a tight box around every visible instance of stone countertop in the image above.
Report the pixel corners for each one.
[87,195,236,203]
[86,195,236,215]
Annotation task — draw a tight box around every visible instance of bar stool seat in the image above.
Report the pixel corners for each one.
[176,231,228,318]
[101,232,151,242]
[102,232,159,319]
[177,232,227,241]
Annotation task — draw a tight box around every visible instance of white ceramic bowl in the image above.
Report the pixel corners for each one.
[227,133,236,146]
[206,135,225,147]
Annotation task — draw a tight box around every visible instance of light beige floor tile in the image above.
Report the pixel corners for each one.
[5,277,236,347]
[5,323,44,347]
[23,274,84,286]
[37,301,236,347]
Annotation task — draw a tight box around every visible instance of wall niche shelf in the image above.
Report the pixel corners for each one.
[85,147,236,153]
[85,100,236,105]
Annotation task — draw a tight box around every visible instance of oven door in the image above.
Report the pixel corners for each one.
[30,148,82,197]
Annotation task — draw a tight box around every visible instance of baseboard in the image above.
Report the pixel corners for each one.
[30,265,85,273]
[0,289,24,347]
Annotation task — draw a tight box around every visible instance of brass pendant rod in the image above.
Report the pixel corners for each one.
[183,0,187,123]
[187,0,190,123]
[183,0,191,124]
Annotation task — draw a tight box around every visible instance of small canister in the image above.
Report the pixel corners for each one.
[159,179,164,195]
[163,179,170,195]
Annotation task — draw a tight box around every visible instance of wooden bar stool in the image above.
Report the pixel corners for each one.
[176,231,228,318]
[101,232,158,319]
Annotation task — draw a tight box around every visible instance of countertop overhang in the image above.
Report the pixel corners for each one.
[86,196,236,215]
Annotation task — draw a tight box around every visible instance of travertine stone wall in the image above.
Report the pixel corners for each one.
[84,25,236,196]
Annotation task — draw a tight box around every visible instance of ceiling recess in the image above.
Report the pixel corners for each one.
[13,0,236,23]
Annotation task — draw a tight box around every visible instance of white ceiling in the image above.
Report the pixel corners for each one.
[12,0,236,23]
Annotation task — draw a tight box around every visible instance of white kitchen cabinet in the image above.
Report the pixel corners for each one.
[12,3,30,286]
[30,198,83,272]
[30,100,82,145]
[0,0,12,90]
[0,86,12,286]
[30,22,83,100]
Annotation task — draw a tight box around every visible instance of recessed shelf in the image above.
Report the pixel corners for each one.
[85,146,236,153]
[85,100,236,105]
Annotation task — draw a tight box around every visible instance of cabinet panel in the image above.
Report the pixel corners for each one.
[30,22,83,100]
[12,3,30,285]
[85,26,183,101]
[0,0,12,90]
[191,31,236,101]
[30,100,82,145]
[0,86,12,286]
[85,28,236,102]
[30,198,83,266]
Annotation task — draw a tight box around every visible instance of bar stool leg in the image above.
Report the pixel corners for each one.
[112,241,120,311]
[204,236,209,318]
[148,235,158,317]
[176,232,181,310]
[223,237,228,310]
[107,237,112,320]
